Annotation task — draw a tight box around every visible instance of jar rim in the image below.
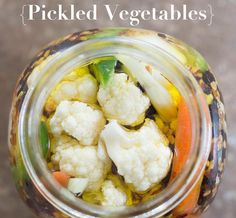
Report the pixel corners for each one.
[18,29,212,218]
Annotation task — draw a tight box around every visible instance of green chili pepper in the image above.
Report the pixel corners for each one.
[92,57,117,86]
[39,121,50,158]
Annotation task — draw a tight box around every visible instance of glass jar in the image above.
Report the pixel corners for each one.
[8,28,227,218]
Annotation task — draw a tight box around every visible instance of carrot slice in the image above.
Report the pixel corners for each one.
[170,98,202,216]
[171,98,192,179]
[53,171,70,187]
[174,176,203,216]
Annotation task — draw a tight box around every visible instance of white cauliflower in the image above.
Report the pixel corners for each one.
[101,180,127,206]
[50,101,105,146]
[117,55,178,121]
[50,135,78,153]
[45,74,98,112]
[100,119,172,192]
[97,73,150,126]
[52,136,111,190]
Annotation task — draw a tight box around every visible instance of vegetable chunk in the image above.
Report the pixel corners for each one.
[92,58,117,86]
[45,74,98,113]
[100,119,172,191]
[52,136,111,190]
[101,180,127,206]
[50,101,105,146]
[117,55,178,121]
[67,178,89,196]
[97,73,150,126]
[52,171,70,187]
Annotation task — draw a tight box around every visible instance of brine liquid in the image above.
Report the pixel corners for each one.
[42,58,181,206]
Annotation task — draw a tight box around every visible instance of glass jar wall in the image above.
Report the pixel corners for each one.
[8,28,227,218]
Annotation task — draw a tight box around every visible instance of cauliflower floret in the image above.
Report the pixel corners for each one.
[97,73,150,126]
[45,74,98,112]
[52,136,111,190]
[101,180,127,206]
[100,119,172,192]
[50,101,105,146]
[50,135,77,154]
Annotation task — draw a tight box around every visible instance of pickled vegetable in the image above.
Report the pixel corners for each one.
[43,56,182,207]
[52,171,70,187]
[92,57,117,86]
[39,121,50,158]
[170,98,202,216]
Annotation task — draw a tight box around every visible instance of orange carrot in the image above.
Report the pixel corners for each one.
[171,98,192,179]
[174,176,203,216]
[53,171,70,187]
[170,98,202,216]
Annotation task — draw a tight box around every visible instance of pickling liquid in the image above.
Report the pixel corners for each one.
[42,58,181,206]
[9,28,227,218]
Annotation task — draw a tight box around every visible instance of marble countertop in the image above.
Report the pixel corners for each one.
[0,0,235,217]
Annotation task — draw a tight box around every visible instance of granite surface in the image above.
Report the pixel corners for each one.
[0,0,235,217]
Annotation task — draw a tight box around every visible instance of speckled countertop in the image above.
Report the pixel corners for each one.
[0,0,235,217]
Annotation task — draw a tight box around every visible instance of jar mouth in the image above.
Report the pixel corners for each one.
[18,32,212,217]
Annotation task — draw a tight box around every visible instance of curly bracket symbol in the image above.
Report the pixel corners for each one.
[20,4,28,26]
[208,4,214,26]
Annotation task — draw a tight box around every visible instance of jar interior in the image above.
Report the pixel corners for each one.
[18,37,211,217]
